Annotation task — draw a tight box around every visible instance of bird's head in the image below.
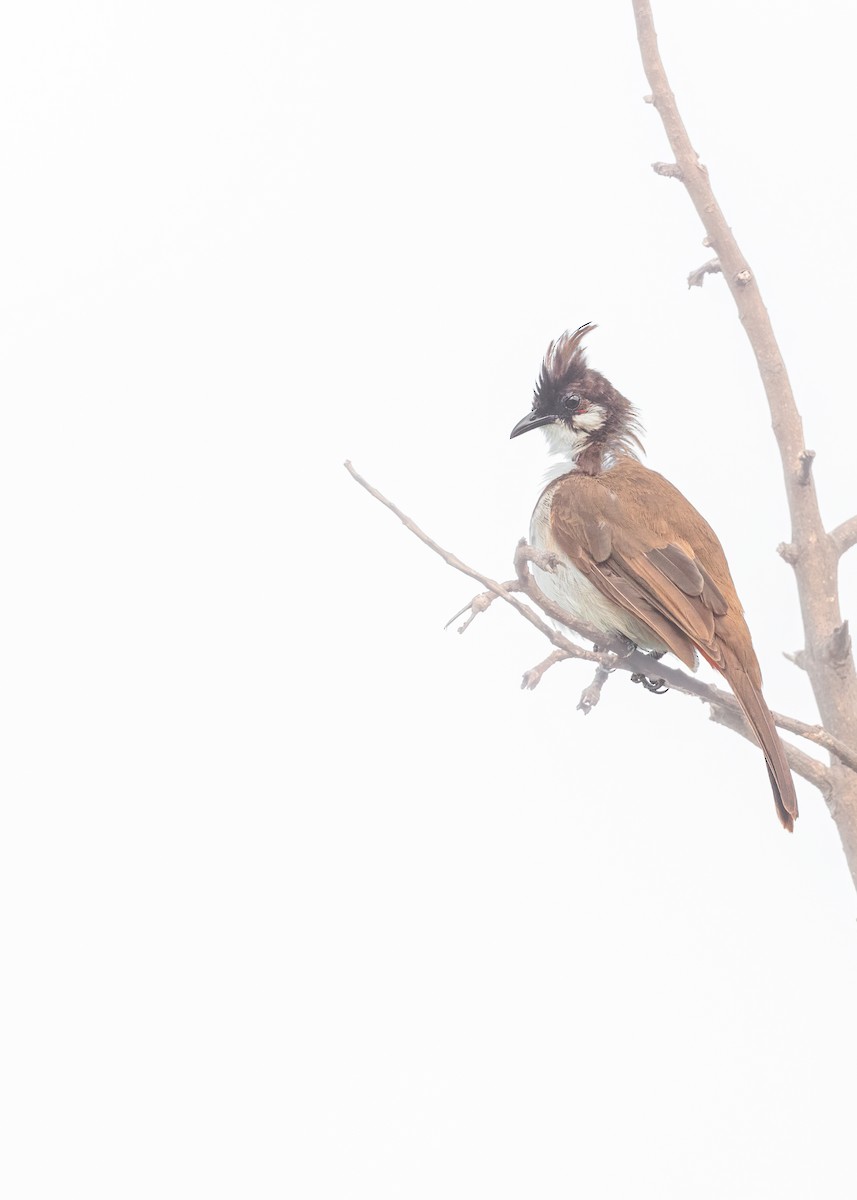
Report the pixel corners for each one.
[510,323,643,472]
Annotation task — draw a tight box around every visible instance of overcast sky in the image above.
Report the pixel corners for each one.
[2,1,856,1196]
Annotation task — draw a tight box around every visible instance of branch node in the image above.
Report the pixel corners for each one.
[830,515,857,559]
[687,258,722,289]
[823,621,852,668]
[652,161,683,179]
[643,93,654,104]
[522,649,570,691]
[734,268,753,286]
[777,541,799,564]
[797,449,816,486]
[514,539,561,585]
[577,664,613,714]
[445,590,497,633]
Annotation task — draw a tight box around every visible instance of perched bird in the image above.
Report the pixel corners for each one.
[510,323,798,830]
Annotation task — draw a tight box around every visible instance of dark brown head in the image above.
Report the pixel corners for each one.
[510,324,643,472]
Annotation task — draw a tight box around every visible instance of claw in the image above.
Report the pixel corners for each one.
[630,673,669,694]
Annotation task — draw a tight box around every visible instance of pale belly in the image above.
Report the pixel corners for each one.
[529,484,669,653]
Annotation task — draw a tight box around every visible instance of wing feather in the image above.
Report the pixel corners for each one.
[550,475,730,668]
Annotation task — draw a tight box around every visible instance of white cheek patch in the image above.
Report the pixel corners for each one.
[572,404,606,432]
[540,405,607,465]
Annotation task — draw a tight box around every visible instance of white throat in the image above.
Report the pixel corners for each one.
[540,406,609,480]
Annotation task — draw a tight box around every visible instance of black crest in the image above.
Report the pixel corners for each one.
[533,322,595,410]
[529,323,645,466]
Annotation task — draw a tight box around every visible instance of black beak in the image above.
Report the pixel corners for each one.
[510,410,556,439]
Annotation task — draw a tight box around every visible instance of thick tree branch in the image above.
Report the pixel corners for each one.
[633,0,857,892]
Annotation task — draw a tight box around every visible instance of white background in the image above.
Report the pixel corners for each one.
[1,1,856,1196]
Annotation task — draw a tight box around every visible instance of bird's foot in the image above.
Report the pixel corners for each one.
[630,672,669,695]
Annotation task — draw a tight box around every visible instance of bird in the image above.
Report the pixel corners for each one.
[510,322,798,830]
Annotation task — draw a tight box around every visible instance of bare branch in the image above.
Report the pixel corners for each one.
[652,161,683,179]
[830,515,857,559]
[512,538,624,649]
[708,702,832,798]
[444,589,503,633]
[650,657,857,773]
[632,0,857,885]
[769,710,857,774]
[823,621,852,668]
[687,258,721,289]
[514,539,562,584]
[578,664,613,714]
[344,461,602,666]
[632,0,835,566]
[521,650,573,691]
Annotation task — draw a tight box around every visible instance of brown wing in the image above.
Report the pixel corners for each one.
[549,465,733,671]
[549,459,798,830]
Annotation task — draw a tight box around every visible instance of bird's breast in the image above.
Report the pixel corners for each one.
[528,479,668,651]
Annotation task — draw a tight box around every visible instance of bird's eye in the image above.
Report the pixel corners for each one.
[561,393,580,412]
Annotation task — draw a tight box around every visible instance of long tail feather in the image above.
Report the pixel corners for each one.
[723,661,798,831]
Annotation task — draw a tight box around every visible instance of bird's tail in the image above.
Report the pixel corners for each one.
[725,662,799,832]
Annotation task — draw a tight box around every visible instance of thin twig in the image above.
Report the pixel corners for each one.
[767,707,857,773]
[687,258,721,288]
[444,589,506,633]
[631,655,857,773]
[521,649,573,691]
[578,664,613,714]
[513,539,620,647]
[708,704,831,797]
